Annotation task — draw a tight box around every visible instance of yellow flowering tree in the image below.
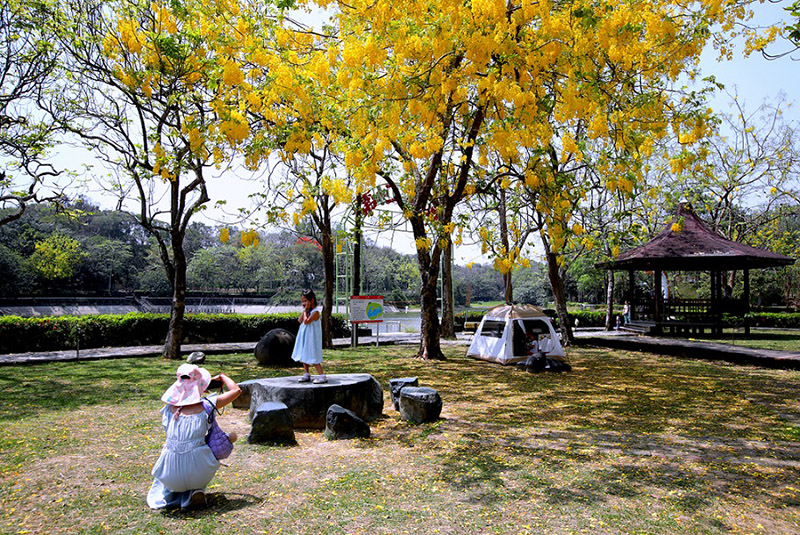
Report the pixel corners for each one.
[30,234,87,280]
[442,0,756,343]
[199,0,756,358]
[46,0,281,358]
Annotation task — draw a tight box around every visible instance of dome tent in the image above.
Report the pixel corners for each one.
[466,304,566,366]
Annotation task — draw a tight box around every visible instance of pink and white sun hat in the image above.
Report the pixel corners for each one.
[161,364,212,406]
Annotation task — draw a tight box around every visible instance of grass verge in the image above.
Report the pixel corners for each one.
[2,345,800,534]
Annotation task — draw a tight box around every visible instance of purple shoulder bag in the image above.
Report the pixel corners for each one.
[202,398,234,460]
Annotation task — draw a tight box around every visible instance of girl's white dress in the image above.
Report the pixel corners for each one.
[146,397,220,509]
[291,306,323,365]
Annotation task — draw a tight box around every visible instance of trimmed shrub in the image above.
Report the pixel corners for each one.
[0,312,349,354]
[454,310,485,331]
[454,308,608,330]
[746,312,800,328]
[567,310,607,328]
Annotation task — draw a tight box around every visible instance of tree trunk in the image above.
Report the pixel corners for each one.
[440,238,456,339]
[163,239,186,359]
[499,188,513,304]
[546,251,574,345]
[321,226,335,349]
[605,269,615,331]
[727,270,737,298]
[419,266,444,359]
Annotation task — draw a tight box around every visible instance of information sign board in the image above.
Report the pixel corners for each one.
[350,296,384,324]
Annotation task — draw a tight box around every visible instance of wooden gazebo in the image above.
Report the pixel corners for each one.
[597,203,794,335]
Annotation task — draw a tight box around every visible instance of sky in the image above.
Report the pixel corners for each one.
[55,2,800,267]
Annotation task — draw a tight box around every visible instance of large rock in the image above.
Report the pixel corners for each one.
[186,351,206,364]
[399,386,442,424]
[324,404,371,440]
[388,377,419,411]
[255,328,296,366]
[248,401,296,444]
[249,373,384,429]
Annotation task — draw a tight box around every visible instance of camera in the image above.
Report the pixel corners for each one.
[207,378,223,390]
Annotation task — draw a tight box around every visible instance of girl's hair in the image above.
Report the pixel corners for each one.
[301,288,317,307]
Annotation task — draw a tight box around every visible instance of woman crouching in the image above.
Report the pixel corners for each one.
[147,364,241,510]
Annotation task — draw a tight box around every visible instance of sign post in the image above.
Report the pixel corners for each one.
[350,295,384,347]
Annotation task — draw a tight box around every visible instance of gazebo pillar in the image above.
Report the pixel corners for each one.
[628,269,635,321]
[710,270,717,312]
[743,269,750,312]
[654,270,663,321]
[743,268,751,335]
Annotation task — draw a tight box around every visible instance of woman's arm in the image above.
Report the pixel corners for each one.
[211,373,241,409]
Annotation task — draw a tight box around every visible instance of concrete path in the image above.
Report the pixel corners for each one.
[574,329,800,370]
[0,333,470,366]
[2,328,799,370]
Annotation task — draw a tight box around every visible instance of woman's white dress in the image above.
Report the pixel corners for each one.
[147,397,220,509]
[291,306,323,365]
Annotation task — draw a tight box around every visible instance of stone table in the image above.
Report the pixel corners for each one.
[248,373,384,429]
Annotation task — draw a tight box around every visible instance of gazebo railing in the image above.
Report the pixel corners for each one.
[663,298,714,318]
[632,297,748,323]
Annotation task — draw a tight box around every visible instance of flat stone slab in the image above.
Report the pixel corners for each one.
[234,379,261,410]
[248,373,384,429]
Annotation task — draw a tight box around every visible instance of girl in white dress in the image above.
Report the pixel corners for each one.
[147,364,241,510]
[291,289,326,383]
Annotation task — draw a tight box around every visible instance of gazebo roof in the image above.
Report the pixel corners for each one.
[597,203,794,271]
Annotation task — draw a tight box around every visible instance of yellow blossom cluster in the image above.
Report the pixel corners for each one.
[321,178,354,205]
[240,229,260,247]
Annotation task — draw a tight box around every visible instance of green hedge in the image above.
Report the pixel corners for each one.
[745,312,800,328]
[566,310,607,327]
[0,312,350,354]
[455,308,608,330]
[454,310,486,330]
[455,309,800,332]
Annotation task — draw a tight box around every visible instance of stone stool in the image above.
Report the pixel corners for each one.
[324,404,371,440]
[399,386,442,424]
[248,401,296,444]
[388,377,419,411]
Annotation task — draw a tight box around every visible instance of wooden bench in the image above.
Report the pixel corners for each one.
[464,321,480,333]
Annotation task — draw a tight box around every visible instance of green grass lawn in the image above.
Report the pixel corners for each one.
[678,328,800,352]
[2,345,800,534]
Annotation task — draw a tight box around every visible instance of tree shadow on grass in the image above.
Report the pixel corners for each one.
[434,424,800,515]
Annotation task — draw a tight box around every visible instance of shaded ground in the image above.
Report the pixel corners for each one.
[2,346,800,534]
